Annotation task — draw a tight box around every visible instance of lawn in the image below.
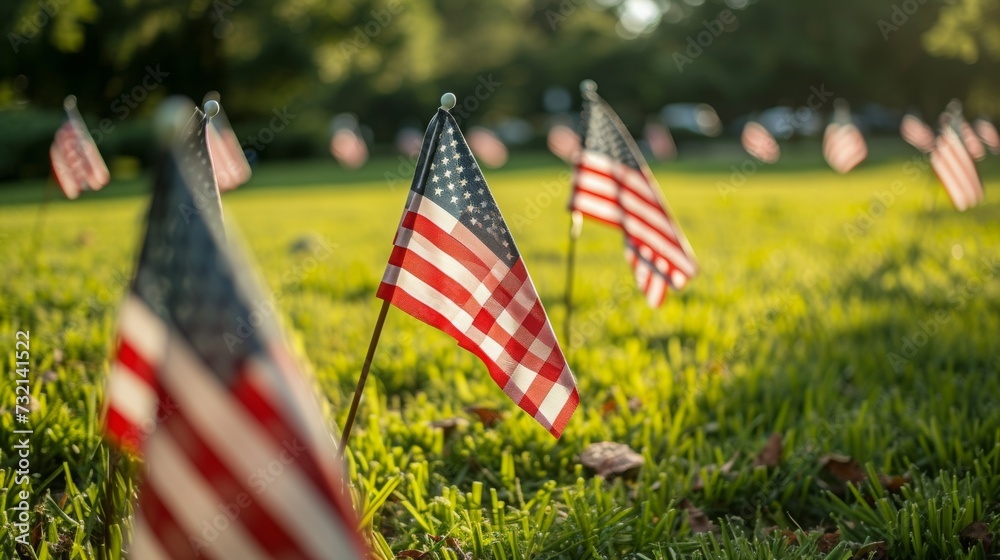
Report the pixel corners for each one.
[1,151,999,559]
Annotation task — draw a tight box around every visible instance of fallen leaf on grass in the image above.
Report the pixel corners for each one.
[579,441,644,478]
[601,396,642,416]
[679,499,716,534]
[465,406,504,427]
[397,551,426,559]
[816,530,841,553]
[820,454,867,483]
[852,541,887,559]
[754,433,783,467]
[428,417,469,438]
[877,473,911,494]
[960,521,993,552]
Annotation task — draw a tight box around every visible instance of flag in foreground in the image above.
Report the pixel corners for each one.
[377,106,579,438]
[206,102,252,192]
[900,114,935,153]
[49,95,110,199]
[570,86,698,308]
[741,121,780,164]
[931,115,984,212]
[103,100,366,559]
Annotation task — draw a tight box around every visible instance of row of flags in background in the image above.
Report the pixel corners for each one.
[42,81,999,558]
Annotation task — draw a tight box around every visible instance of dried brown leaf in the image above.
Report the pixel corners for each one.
[428,417,469,438]
[960,521,993,552]
[816,530,841,553]
[679,499,716,534]
[465,406,504,427]
[754,433,783,468]
[878,473,911,494]
[396,551,426,559]
[579,441,644,478]
[820,454,867,483]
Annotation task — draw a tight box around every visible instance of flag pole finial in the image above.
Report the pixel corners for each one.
[63,95,77,112]
[440,93,457,111]
[204,99,221,119]
[580,79,598,99]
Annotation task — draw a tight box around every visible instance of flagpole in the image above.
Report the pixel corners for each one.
[339,299,390,453]
[339,92,458,455]
[563,210,582,345]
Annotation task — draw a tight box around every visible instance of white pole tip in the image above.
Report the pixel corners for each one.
[64,95,77,111]
[204,99,221,118]
[440,93,457,111]
[580,80,597,94]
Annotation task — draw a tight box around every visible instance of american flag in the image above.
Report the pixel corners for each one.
[931,115,984,211]
[547,123,582,164]
[103,104,366,559]
[377,108,579,438]
[569,90,698,308]
[741,121,780,164]
[975,118,1000,155]
[207,105,251,192]
[900,114,935,153]
[49,96,110,199]
[960,120,987,161]
[643,120,677,161]
[822,122,868,174]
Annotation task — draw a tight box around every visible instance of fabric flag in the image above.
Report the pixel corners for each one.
[974,118,1000,155]
[467,126,509,168]
[822,109,867,174]
[741,121,780,164]
[960,120,987,161]
[103,101,366,559]
[643,120,677,161]
[206,105,251,192]
[547,123,581,164]
[822,123,867,174]
[931,115,984,211]
[900,114,935,153]
[569,89,698,308]
[49,96,110,199]
[377,107,579,438]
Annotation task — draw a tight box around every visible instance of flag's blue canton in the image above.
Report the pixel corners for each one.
[417,110,519,264]
[133,116,259,382]
[581,99,641,171]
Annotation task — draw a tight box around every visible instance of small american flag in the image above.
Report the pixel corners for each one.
[643,120,677,161]
[49,96,110,199]
[900,114,935,153]
[931,115,984,211]
[104,104,366,559]
[570,89,698,308]
[822,122,868,174]
[378,108,579,438]
[547,123,582,164]
[960,120,987,161]
[974,118,999,156]
[207,105,251,192]
[741,121,780,164]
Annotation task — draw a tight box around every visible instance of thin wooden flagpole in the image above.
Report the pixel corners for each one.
[339,297,391,454]
[563,210,582,345]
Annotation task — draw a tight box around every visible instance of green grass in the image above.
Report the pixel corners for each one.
[1,154,999,559]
